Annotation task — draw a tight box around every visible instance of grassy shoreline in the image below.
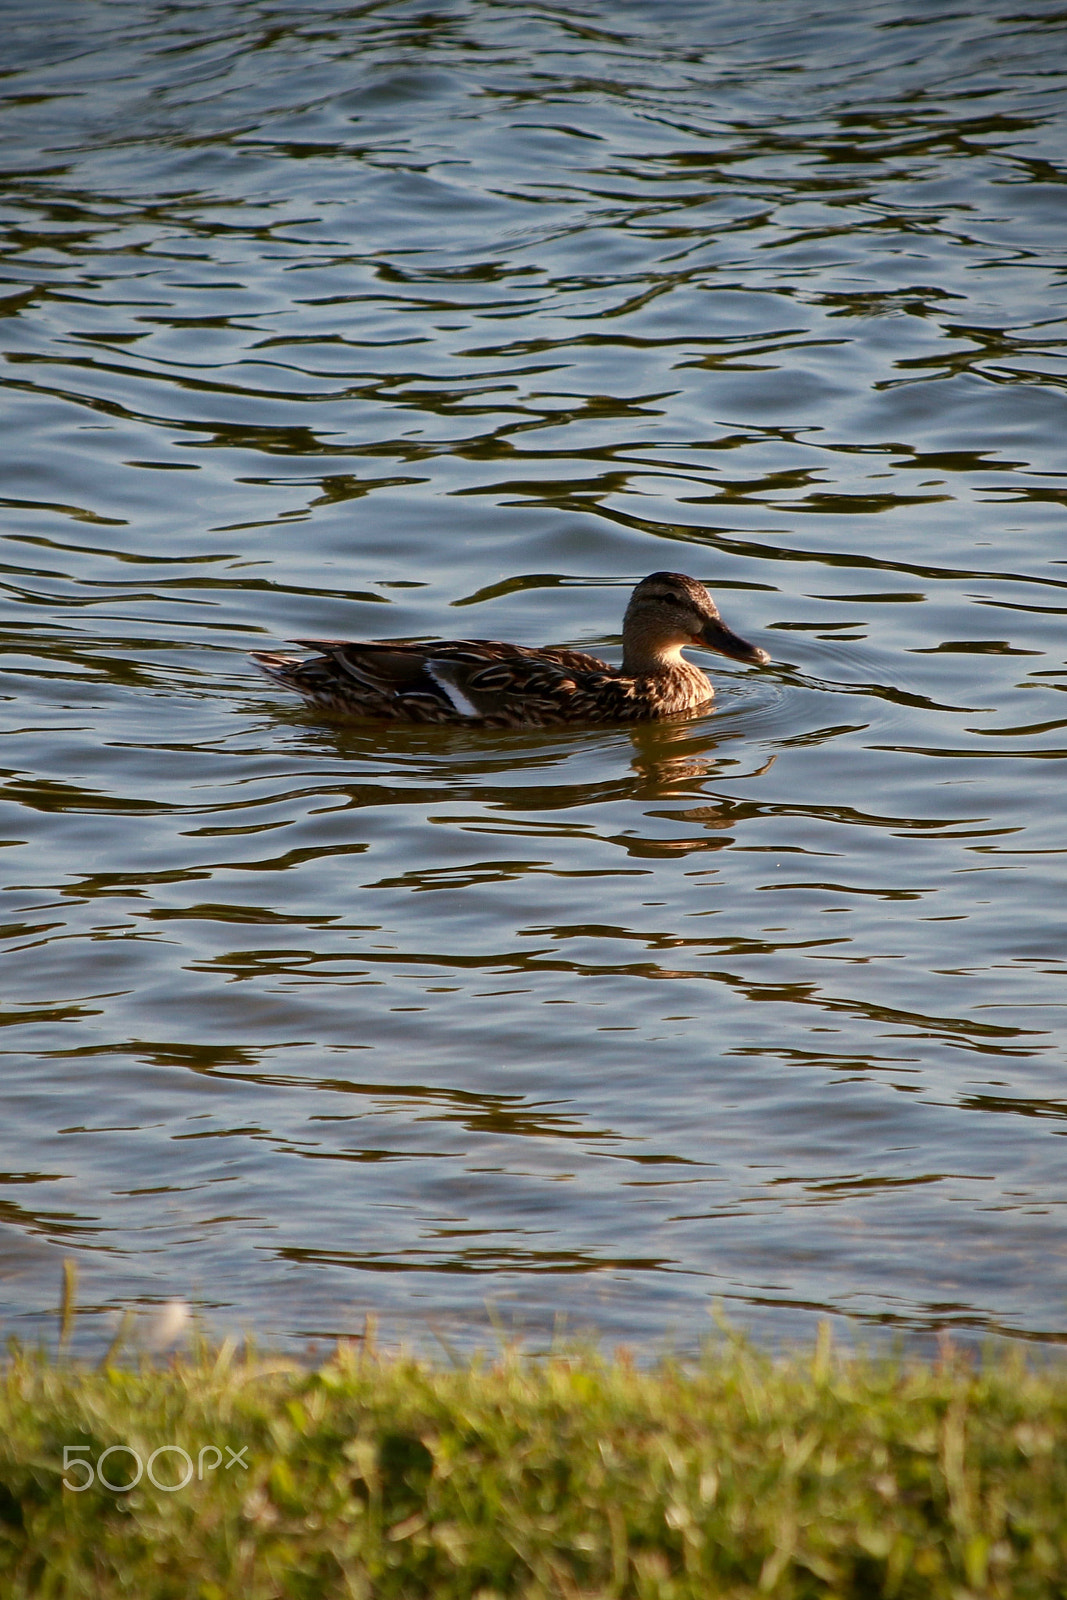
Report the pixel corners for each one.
[2,1324,1065,1598]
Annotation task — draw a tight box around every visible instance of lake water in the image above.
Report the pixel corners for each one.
[3,0,1067,1356]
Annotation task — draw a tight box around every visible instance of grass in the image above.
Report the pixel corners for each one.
[1,1307,1066,1597]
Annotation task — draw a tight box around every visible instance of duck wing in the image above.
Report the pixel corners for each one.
[289,638,615,721]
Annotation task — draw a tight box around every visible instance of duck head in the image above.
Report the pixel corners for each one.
[622,572,770,673]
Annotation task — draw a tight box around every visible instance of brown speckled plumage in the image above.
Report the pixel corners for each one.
[252,572,770,727]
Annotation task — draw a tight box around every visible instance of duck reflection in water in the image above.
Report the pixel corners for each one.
[627,704,777,792]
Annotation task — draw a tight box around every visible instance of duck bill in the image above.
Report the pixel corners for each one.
[697,616,770,665]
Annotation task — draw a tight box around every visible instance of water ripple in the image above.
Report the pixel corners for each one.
[2,0,1067,1353]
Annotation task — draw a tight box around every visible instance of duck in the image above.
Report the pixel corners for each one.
[251,571,770,728]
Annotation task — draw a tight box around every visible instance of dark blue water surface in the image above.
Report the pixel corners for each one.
[2,0,1067,1352]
